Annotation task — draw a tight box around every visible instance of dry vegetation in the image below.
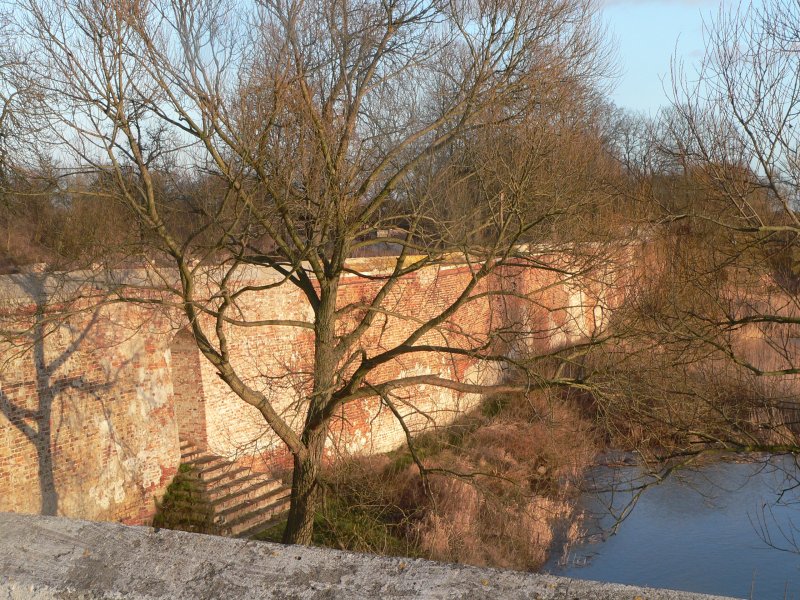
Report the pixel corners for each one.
[575,229,800,463]
[257,389,597,571]
[3,0,800,563]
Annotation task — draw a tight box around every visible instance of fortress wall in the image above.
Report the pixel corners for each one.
[0,254,624,523]
[0,294,179,524]
[197,263,506,465]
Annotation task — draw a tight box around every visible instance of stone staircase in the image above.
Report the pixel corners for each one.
[179,439,291,538]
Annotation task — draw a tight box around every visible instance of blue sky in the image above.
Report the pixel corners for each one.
[601,0,737,114]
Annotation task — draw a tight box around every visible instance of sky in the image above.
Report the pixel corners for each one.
[600,0,743,115]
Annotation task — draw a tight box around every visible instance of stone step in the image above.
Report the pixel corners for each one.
[215,486,291,525]
[210,479,284,513]
[194,459,241,482]
[179,440,202,459]
[185,454,229,471]
[202,466,250,487]
[205,473,268,502]
[180,449,204,463]
[236,513,288,540]
[180,444,203,457]
[171,441,291,538]
[222,495,291,536]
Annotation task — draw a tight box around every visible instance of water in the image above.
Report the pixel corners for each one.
[544,456,800,599]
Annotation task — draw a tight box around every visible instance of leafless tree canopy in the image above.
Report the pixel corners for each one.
[8,0,800,556]
[570,0,800,472]
[0,0,616,543]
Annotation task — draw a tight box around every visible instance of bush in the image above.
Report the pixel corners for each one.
[152,464,218,535]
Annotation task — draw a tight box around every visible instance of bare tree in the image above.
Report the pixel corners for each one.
[573,0,800,472]
[671,0,800,425]
[7,0,614,544]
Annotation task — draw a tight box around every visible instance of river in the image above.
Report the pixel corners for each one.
[544,456,800,599]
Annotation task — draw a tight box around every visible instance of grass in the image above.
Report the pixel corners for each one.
[251,499,416,557]
[252,518,286,543]
[152,463,219,534]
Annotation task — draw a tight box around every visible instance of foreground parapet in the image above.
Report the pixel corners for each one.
[0,512,739,600]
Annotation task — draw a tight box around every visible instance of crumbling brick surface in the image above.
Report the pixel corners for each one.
[0,255,625,523]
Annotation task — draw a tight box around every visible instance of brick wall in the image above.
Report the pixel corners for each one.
[0,253,626,524]
[170,330,207,448]
[0,284,180,525]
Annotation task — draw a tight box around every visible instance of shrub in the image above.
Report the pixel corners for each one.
[152,464,218,535]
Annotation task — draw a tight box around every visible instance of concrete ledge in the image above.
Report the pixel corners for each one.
[0,512,739,599]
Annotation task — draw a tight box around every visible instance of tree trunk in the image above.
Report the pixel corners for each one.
[282,279,340,545]
[282,426,326,545]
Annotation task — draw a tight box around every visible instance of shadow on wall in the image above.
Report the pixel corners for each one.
[0,273,115,516]
[169,328,207,449]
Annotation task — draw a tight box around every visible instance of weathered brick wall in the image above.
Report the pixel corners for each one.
[170,330,207,447]
[0,253,627,524]
[0,280,179,525]
[195,263,507,464]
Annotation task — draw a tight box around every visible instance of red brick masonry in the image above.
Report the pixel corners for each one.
[0,253,628,523]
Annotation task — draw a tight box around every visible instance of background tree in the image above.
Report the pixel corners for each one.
[667,0,800,447]
[573,0,800,473]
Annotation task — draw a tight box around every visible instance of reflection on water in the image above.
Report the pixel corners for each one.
[544,456,800,599]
